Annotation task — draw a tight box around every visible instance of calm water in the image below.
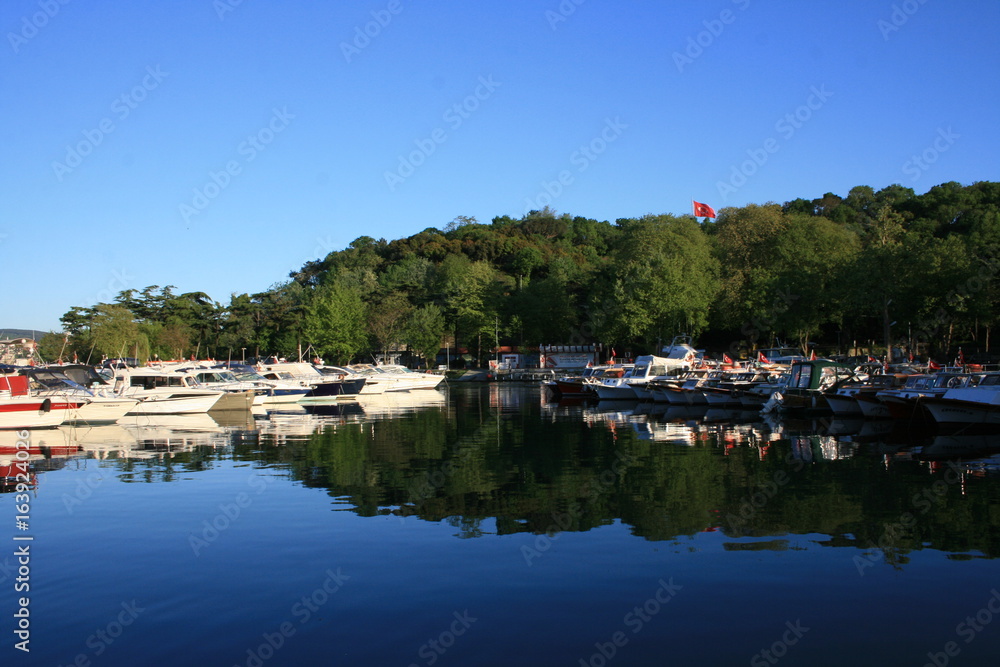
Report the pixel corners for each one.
[4,384,1000,666]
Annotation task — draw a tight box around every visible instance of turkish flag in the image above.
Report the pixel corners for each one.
[757,351,770,364]
[928,359,941,370]
[809,350,817,360]
[693,201,716,218]
[722,353,733,364]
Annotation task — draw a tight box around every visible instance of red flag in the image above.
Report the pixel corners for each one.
[611,348,616,360]
[757,351,770,364]
[957,347,965,366]
[722,353,733,364]
[928,359,941,371]
[809,350,817,360]
[693,201,716,218]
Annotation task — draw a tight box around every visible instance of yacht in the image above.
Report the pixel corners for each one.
[594,355,672,400]
[1,374,81,428]
[113,369,227,414]
[22,367,138,423]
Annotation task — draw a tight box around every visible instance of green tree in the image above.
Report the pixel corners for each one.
[600,215,719,346]
[305,279,369,364]
[404,304,446,365]
[367,292,414,359]
[37,332,69,362]
[91,304,144,360]
[712,203,790,335]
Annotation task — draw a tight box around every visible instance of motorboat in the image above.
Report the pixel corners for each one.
[876,372,980,420]
[22,367,139,422]
[594,355,672,400]
[769,359,856,413]
[331,364,444,393]
[217,364,313,404]
[826,373,908,418]
[922,373,1000,426]
[113,369,227,414]
[259,361,372,398]
[1,374,82,428]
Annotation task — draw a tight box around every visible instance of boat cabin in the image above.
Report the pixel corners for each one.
[787,359,855,392]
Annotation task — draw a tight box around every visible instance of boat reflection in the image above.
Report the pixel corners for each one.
[27,385,1000,562]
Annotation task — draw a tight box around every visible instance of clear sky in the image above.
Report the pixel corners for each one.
[2,0,997,331]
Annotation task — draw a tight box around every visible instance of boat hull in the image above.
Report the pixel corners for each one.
[126,393,223,415]
[68,397,140,423]
[0,399,79,429]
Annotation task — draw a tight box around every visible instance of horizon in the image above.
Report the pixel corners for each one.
[3,0,997,330]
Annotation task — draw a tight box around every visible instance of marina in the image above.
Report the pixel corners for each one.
[4,383,1000,665]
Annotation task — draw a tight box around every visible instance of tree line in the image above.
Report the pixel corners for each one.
[44,180,1000,366]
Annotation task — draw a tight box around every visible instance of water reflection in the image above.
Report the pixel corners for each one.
[6,385,1000,561]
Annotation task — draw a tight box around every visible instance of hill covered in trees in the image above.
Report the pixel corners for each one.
[46,181,1000,366]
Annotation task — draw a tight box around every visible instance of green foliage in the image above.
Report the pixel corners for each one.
[404,304,447,364]
[600,215,719,345]
[91,304,143,359]
[304,279,368,364]
[36,331,68,362]
[49,181,1000,362]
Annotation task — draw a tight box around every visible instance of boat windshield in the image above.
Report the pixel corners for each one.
[195,371,238,384]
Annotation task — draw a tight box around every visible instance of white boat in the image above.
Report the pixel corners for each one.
[876,372,978,420]
[334,364,444,392]
[220,364,313,404]
[258,361,372,398]
[113,369,226,414]
[826,374,907,419]
[177,366,298,407]
[594,356,672,400]
[23,367,139,422]
[657,335,702,370]
[922,373,1000,425]
[1,374,82,428]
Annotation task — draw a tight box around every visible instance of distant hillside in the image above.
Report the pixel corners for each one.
[0,329,47,340]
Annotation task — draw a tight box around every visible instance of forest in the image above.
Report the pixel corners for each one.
[46,180,1000,366]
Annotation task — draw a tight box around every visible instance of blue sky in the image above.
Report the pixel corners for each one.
[2,0,997,331]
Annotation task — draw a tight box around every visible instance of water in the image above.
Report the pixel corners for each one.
[4,384,1000,666]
